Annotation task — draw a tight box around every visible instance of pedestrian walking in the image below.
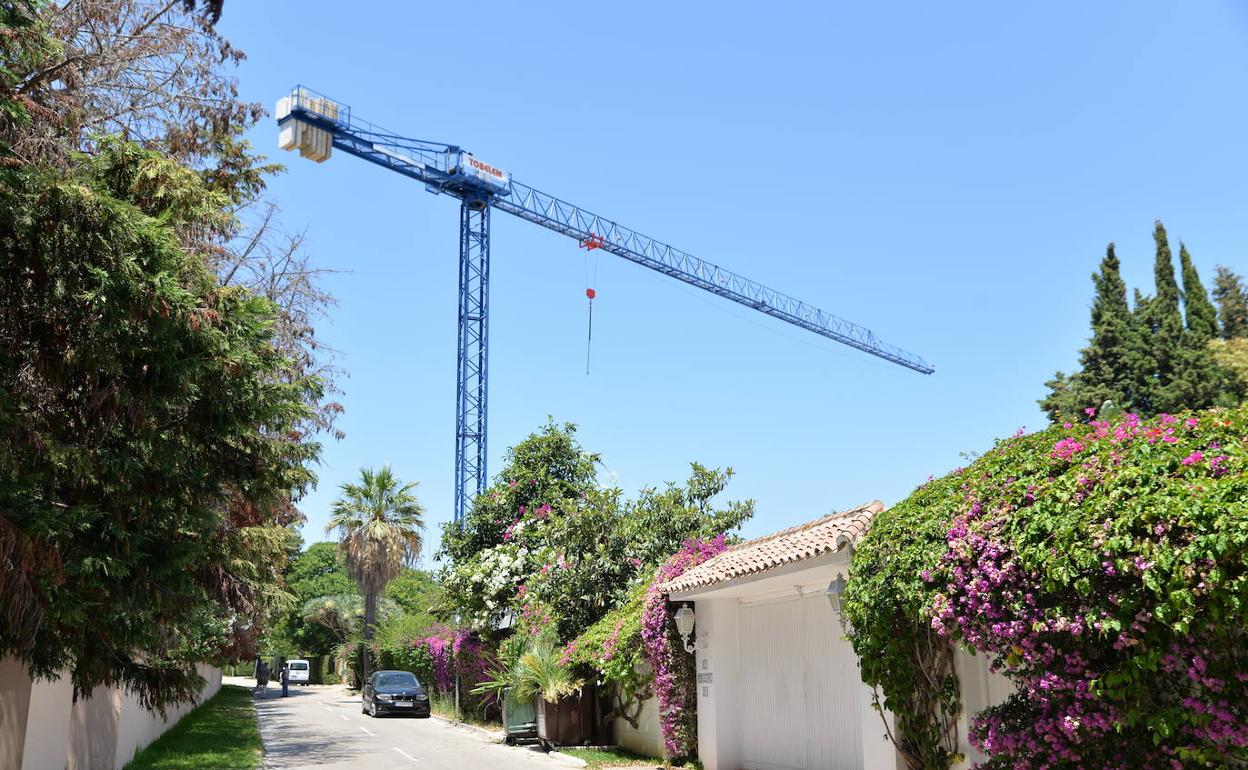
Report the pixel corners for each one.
[257,660,269,698]
[281,662,289,697]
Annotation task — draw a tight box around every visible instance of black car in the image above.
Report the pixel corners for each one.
[362,670,431,718]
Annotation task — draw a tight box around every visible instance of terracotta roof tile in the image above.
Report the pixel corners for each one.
[662,500,884,594]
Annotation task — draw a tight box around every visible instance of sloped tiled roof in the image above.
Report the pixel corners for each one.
[662,501,884,594]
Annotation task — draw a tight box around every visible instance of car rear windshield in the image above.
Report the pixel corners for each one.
[376,673,418,687]
[289,662,308,670]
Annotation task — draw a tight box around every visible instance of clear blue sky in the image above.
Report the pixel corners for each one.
[219,1,1248,558]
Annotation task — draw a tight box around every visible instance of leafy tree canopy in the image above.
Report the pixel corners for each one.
[0,0,338,712]
[267,542,355,656]
[0,139,321,710]
[437,420,752,640]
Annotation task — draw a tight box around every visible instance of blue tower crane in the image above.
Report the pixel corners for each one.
[276,86,934,522]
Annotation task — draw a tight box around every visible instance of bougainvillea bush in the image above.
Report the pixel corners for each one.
[383,625,494,715]
[845,407,1248,770]
[640,536,728,761]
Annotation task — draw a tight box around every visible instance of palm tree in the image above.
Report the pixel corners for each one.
[326,465,425,684]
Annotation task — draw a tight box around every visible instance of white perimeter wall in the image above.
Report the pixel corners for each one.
[612,688,665,759]
[0,657,221,770]
[954,647,1014,766]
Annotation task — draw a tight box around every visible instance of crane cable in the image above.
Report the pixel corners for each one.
[581,234,602,375]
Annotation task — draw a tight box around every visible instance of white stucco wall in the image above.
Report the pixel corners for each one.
[0,656,222,770]
[1,655,34,770]
[612,688,664,759]
[20,669,74,770]
[675,551,902,770]
[954,647,1014,766]
[112,664,222,768]
[692,597,743,770]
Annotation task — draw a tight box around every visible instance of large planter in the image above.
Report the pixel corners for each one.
[535,684,598,746]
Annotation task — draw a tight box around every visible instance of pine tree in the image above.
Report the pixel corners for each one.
[1212,266,1248,339]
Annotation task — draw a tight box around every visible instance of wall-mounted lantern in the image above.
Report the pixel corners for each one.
[673,603,697,654]
[825,572,848,616]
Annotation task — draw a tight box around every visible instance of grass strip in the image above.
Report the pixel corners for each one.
[559,746,679,768]
[123,684,261,770]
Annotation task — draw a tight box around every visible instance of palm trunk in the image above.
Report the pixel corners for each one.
[363,588,377,685]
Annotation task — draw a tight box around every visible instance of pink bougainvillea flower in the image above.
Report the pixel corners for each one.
[1051,437,1085,461]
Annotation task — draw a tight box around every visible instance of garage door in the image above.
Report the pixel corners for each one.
[738,594,863,770]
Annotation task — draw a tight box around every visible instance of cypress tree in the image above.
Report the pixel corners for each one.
[1152,221,1183,328]
[1142,222,1186,412]
[1167,243,1224,410]
[1130,288,1158,414]
[1179,243,1219,338]
[1042,223,1231,422]
[1213,266,1248,339]
[1040,244,1143,421]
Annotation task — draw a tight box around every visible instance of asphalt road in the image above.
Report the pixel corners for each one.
[228,677,562,769]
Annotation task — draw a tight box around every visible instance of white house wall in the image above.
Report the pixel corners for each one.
[680,550,901,770]
[736,594,863,770]
[694,597,745,770]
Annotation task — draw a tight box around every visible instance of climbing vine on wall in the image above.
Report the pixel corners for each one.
[845,407,1248,769]
[640,536,727,761]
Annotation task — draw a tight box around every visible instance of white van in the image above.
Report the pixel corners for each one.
[285,659,310,684]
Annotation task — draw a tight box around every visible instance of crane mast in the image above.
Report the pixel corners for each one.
[276,86,933,522]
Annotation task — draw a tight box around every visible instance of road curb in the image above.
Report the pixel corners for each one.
[430,714,506,742]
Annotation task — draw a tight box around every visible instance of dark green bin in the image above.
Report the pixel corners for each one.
[502,687,538,745]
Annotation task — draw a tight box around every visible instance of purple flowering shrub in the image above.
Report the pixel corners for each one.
[640,535,727,761]
[846,407,1248,770]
